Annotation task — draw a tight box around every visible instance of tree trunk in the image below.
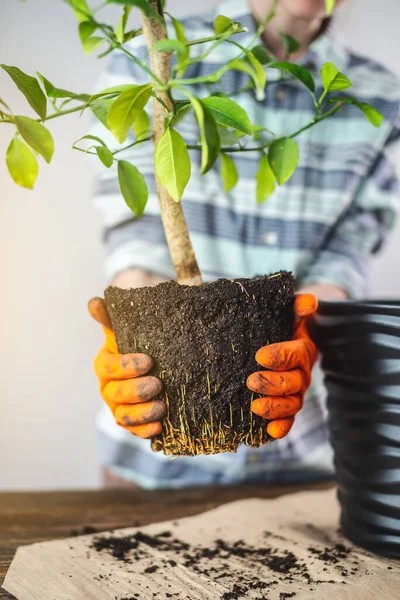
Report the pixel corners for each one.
[141,1,203,286]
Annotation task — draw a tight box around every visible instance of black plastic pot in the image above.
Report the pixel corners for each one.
[315,300,400,558]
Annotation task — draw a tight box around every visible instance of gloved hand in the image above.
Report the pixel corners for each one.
[247,293,318,440]
[88,297,165,439]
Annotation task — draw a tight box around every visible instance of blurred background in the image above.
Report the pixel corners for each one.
[0,0,399,490]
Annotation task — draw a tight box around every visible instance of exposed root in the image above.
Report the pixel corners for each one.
[151,380,269,456]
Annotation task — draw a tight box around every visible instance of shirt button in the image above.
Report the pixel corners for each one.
[262,231,278,245]
[275,87,286,102]
[247,453,259,464]
[304,61,316,72]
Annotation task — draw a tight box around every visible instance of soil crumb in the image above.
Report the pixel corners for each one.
[92,530,354,599]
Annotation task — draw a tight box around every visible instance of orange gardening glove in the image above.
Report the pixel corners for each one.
[88,297,165,439]
[247,293,318,440]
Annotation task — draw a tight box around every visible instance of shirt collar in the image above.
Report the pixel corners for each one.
[217,0,349,76]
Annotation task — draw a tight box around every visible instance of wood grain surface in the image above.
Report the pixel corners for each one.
[0,481,333,599]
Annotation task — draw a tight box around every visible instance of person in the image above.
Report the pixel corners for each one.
[88,0,400,489]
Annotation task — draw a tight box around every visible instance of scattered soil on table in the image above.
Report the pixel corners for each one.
[105,273,294,456]
[308,543,351,564]
[92,528,354,600]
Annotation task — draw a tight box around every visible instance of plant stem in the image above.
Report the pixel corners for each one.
[1,103,88,125]
[187,103,344,153]
[141,2,203,286]
[255,0,279,39]
[42,103,88,121]
[291,102,343,138]
[73,137,153,159]
[186,143,266,153]
[170,3,281,90]
[73,146,97,156]
[184,30,247,47]
[95,21,165,87]
[113,136,153,155]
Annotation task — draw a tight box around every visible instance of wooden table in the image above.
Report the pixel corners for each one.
[0,481,334,599]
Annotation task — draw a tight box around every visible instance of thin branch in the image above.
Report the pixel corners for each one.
[113,136,153,155]
[73,146,97,156]
[255,0,279,39]
[170,9,276,87]
[1,103,88,125]
[185,29,247,47]
[187,143,270,153]
[291,102,343,138]
[186,102,344,153]
[42,103,89,121]
[93,21,165,87]
[153,93,172,114]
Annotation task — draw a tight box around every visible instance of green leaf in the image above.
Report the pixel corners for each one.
[90,97,114,128]
[118,160,148,217]
[89,84,136,103]
[155,129,191,202]
[166,12,189,75]
[0,65,46,119]
[107,84,153,143]
[230,56,266,101]
[256,154,275,203]
[107,0,162,23]
[268,62,315,93]
[201,97,252,135]
[74,134,108,147]
[189,95,220,174]
[116,6,133,44]
[123,28,141,42]
[37,72,89,101]
[214,15,233,35]
[325,0,336,15]
[79,20,97,39]
[0,97,11,111]
[82,36,105,54]
[321,62,352,93]
[328,97,384,128]
[168,13,187,45]
[153,39,187,58]
[79,21,105,54]
[133,109,150,140]
[268,138,299,185]
[67,0,92,22]
[278,31,301,56]
[251,44,273,65]
[353,101,383,127]
[241,49,266,101]
[170,101,191,126]
[218,127,243,146]
[6,137,39,189]
[96,146,114,168]
[220,153,238,193]
[14,116,54,164]
[252,125,275,142]
[73,135,113,168]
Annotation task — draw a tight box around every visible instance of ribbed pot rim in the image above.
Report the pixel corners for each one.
[318,299,400,317]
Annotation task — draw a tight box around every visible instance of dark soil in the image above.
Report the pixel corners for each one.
[91,529,353,599]
[307,544,351,564]
[105,272,294,456]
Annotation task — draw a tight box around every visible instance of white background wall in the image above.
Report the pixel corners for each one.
[0,0,399,490]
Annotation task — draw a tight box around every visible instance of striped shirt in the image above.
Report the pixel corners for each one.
[92,0,400,489]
